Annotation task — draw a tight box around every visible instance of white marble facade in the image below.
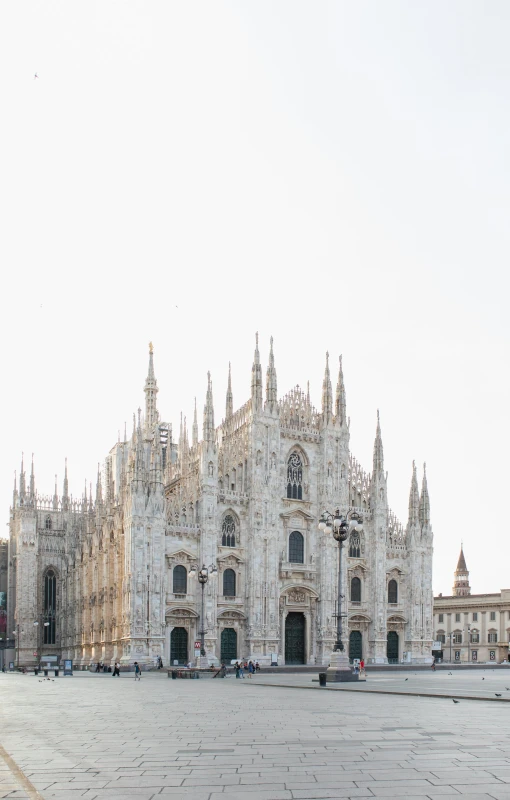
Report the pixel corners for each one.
[7,338,433,668]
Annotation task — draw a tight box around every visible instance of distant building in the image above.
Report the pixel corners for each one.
[433,548,510,663]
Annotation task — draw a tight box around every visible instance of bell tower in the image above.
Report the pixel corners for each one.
[452,545,471,596]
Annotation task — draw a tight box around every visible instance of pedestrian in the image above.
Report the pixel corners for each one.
[113,662,120,677]
[235,661,240,679]
[134,661,142,681]
[255,661,260,672]
[248,661,254,678]
[103,663,108,673]
[431,659,436,671]
[360,659,365,676]
[239,662,245,679]
[95,662,100,673]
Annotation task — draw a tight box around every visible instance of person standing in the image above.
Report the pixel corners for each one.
[248,661,254,678]
[134,662,141,681]
[239,662,245,679]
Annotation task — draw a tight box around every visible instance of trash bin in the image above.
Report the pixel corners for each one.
[172,670,177,679]
[43,669,49,677]
[54,669,59,677]
[319,673,327,687]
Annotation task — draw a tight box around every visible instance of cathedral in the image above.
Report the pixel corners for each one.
[7,337,433,668]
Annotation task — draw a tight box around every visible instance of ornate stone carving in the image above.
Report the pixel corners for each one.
[287,590,306,603]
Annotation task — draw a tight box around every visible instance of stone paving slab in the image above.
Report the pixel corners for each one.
[3,672,510,799]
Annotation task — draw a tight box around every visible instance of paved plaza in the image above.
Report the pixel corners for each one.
[3,670,510,800]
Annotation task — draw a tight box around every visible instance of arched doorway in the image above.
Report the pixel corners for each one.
[285,612,305,664]
[170,627,188,665]
[220,628,237,662]
[349,630,362,662]
[387,631,399,663]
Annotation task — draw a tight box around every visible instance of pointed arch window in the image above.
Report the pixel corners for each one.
[349,531,361,558]
[223,569,236,597]
[350,576,361,602]
[173,565,187,594]
[289,531,304,563]
[388,579,398,604]
[45,516,52,530]
[43,570,56,644]
[221,515,236,547]
[286,453,303,500]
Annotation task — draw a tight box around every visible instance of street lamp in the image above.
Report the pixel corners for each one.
[12,625,24,668]
[318,509,363,655]
[188,564,217,659]
[33,618,50,662]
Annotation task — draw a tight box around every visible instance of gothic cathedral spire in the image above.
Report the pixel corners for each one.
[265,336,278,413]
[373,410,384,475]
[226,363,233,418]
[192,398,198,447]
[321,352,333,422]
[29,453,35,500]
[251,332,263,413]
[335,355,346,426]
[408,461,420,526]
[419,463,430,527]
[144,342,159,432]
[62,457,69,510]
[203,372,215,445]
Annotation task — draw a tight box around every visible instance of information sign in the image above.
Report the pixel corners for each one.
[64,659,73,676]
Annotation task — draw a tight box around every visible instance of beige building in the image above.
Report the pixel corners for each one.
[433,548,510,663]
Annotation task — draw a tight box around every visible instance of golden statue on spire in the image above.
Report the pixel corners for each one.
[149,341,153,354]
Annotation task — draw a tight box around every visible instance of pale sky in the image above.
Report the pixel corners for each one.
[1,1,509,595]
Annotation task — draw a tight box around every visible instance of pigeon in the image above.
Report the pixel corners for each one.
[452,699,460,704]
[405,678,408,681]
[482,677,485,680]
[34,73,38,80]
[495,694,502,697]
[506,688,509,691]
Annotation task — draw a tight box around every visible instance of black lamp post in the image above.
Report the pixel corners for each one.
[188,564,217,658]
[13,625,23,668]
[33,616,51,662]
[318,509,363,657]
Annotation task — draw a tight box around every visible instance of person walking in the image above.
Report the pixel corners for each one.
[134,662,142,681]
[235,662,240,679]
[431,659,436,671]
[239,662,245,679]
[95,662,100,673]
[248,661,254,678]
[113,662,120,677]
